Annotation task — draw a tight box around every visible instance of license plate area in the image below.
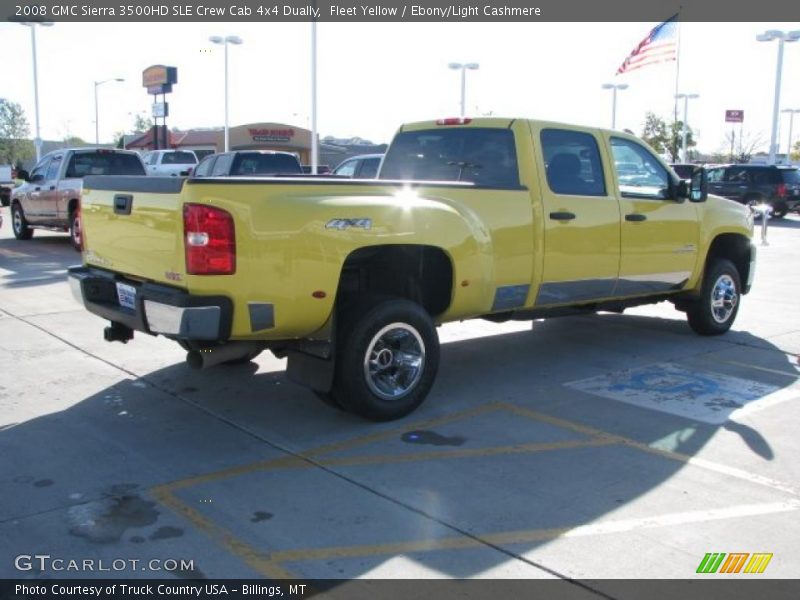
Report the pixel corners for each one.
[115,282,137,310]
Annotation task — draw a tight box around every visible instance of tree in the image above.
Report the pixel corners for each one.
[791,139,800,162]
[721,129,766,163]
[640,112,695,162]
[0,98,34,165]
[133,112,153,133]
[63,136,86,147]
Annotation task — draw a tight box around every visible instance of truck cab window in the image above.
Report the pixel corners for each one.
[610,137,670,199]
[45,156,62,181]
[541,129,606,196]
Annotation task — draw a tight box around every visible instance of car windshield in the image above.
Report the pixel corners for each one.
[162,151,197,165]
[379,128,520,187]
[231,153,302,175]
[65,152,145,177]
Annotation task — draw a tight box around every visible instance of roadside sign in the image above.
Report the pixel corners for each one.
[725,110,744,123]
[152,102,169,118]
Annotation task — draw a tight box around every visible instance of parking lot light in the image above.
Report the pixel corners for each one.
[757,30,800,165]
[19,21,54,162]
[675,93,699,163]
[601,83,629,130]
[780,108,800,162]
[209,35,244,152]
[94,78,125,145]
[448,62,480,118]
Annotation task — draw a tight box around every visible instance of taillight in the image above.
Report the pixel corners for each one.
[183,203,235,275]
[436,117,473,126]
[776,183,787,198]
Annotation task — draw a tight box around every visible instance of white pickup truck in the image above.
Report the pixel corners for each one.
[141,150,198,177]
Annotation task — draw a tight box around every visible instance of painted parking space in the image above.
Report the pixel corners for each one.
[565,362,798,424]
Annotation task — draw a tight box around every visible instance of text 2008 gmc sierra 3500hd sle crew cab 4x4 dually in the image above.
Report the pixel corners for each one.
[69,118,756,421]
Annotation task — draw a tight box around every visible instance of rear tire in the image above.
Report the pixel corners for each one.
[686,258,741,336]
[70,208,82,251]
[329,297,439,422]
[770,204,787,219]
[11,203,33,240]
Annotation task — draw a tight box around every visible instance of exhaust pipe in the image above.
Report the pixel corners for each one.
[186,341,262,369]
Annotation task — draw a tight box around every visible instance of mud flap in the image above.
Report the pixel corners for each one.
[286,351,335,392]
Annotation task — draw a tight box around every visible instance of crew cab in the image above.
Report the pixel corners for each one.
[11,148,145,250]
[69,118,755,421]
[142,150,198,177]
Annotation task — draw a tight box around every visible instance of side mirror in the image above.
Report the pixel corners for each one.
[676,179,690,201]
[689,167,708,202]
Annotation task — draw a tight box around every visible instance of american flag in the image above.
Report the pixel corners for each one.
[616,15,679,75]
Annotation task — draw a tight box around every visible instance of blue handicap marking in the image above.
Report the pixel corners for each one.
[609,366,721,397]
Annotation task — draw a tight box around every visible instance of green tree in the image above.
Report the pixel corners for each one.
[133,112,153,133]
[792,139,800,162]
[63,135,86,147]
[640,112,695,162]
[0,98,34,165]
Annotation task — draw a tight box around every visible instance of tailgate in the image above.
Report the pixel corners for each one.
[81,176,186,284]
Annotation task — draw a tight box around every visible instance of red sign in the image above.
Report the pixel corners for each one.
[725,110,744,123]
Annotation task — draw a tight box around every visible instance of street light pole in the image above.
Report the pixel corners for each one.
[601,83,628,129]
[209,35,243,152]
[675,93,699,162]
[94,78,124,145]
[757,30,800,165]
[448,62,479,117]
[781,108,800,162]
[20,22,53,162]
[311,21,318,175]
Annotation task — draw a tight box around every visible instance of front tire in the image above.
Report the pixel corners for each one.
[11,203,34,240]
[686,258,741,336]
[331,297,439,422]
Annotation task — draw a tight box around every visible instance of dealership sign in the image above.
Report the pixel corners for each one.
[725,110,744,123]
[142,65,178,95]
[249,128,295,143]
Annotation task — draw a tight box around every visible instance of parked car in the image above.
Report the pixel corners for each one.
[705,164,800,218]
[10,148,145,249]
[141,149,198,177]
[332,154,384,179]
[192,151,303,177]
[70,117,753,421]
[1,164,13,207]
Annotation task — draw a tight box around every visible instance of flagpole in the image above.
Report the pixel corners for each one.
[673,7,683,124]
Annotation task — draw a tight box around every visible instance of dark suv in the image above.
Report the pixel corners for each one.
[706,164,800,218]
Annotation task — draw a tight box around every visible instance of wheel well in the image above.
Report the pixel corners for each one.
[338,245,453,316]
[68,199,79,215]
[706,233,751,290]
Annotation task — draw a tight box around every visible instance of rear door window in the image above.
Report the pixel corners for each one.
[358,157,381,178]
[541,129,606,196]
[334,159,357,177]
[379,127,520,188]
[194,156,216,177]
[162,151,197,165]
[231,153,302,175]
[66,152,145,177]
[780,169,800,184]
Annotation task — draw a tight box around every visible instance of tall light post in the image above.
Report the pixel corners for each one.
[310,22,318,174]
[757,30,800,165]
[675,93,699,162]
[19,21,53,162]
[601,83,628,129]
[94,78,124,145]
[209,35,243,152]
[448,62,479,118]
[781,108,800,163]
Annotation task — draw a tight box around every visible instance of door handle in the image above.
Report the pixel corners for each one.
[113,194,133,215]
[49,185,56,190]
[34,187,41,191]
[625,214,647,222]
[549,211,576,221]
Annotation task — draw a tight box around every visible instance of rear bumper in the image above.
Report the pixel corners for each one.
[68,266,233,340]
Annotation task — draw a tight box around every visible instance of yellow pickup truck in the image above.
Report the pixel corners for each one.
[69,118,755,421]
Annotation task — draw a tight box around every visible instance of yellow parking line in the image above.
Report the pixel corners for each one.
[151,487,295,579]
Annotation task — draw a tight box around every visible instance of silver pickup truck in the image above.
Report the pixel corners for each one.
[10,148,145,250]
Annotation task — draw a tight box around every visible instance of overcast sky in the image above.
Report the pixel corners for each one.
[2,21,799,155]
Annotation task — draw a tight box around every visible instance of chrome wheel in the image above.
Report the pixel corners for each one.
[12,208,23,235]
[363,322,425,401]
[710,274,738,324]
[71,210,82,249]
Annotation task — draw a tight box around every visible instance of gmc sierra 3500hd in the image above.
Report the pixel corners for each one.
[68,118,755,421]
